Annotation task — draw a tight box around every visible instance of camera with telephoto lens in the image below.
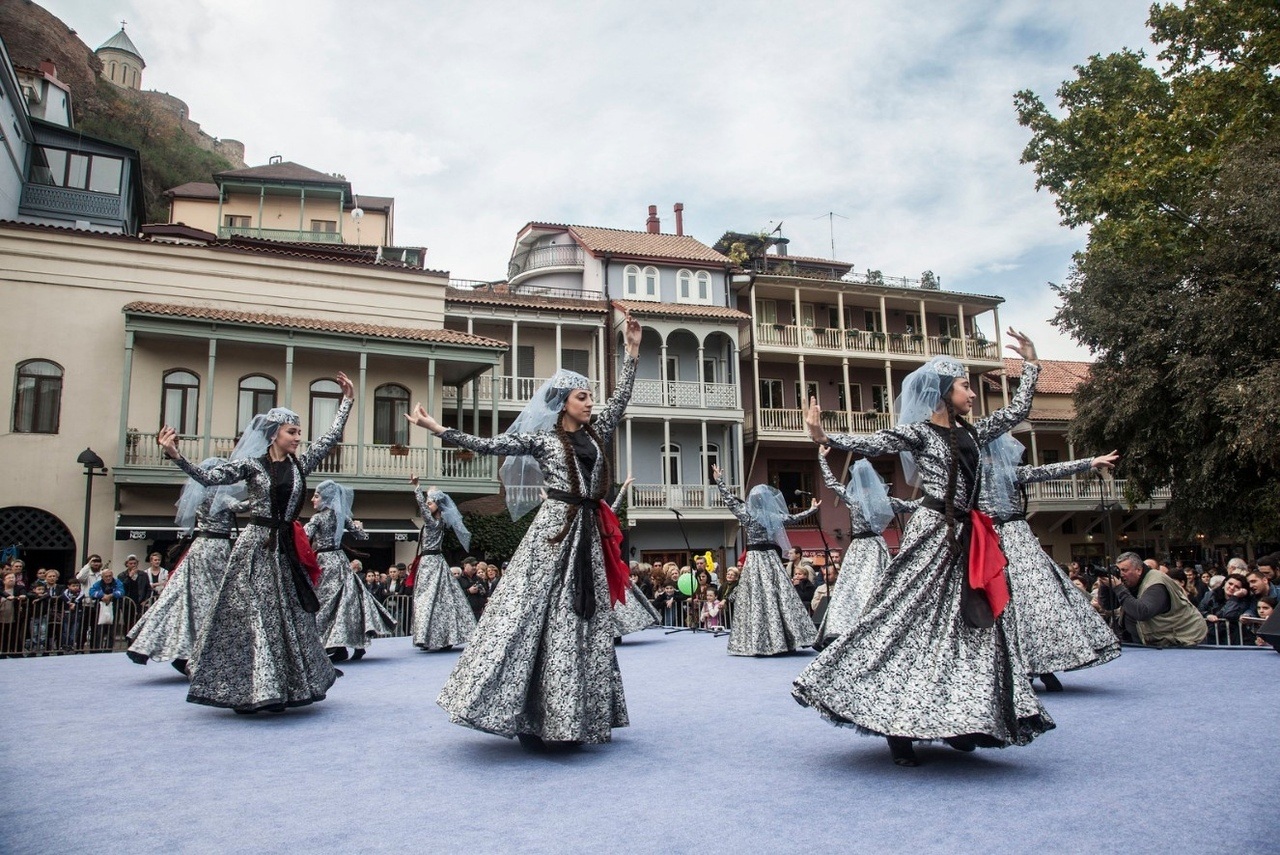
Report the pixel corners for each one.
[1095,564,1123,578]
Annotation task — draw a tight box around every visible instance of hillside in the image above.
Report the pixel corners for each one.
[0,0,234,223]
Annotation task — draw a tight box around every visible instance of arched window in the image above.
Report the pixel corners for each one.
[162,370,199,435]
[643,266,659,299]
[109,61,117,81]
[677,270,693,301]
[695,271,712,303]
[308,379,343,440]
[624,264,640,297]
[237,374,277,432]
[12,359,62,433]
[701,443,720,481]
[374,383,410,446]
[662,443,682,485]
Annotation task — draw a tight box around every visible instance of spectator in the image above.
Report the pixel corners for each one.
[60,579,87,651]
[812,564,839,616]
[1254,555,1277,583]
[76,555,104,594]
[1095,552,1207,648]
[699,588,724,630]
[384,565,409,598]
[26,582,53,653]
[1205,575,1251,624]
[119,557,152,605]
[653,582,680,626]
[1,572,20,655]
[1249,596,1277,649]
[88,569,125,652]
[1244,569,1280,616]
[484,565,502,595]
[784,547,812,583]
[1199,575,1226,614]
[792,568,816,613]
[9,560,27,593]
[458,560,486,618]
[145,552,169,593]
[364,569,387,602]
[632,563,654,601]
[42,569,63,599]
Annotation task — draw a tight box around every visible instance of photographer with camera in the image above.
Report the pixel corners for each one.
[1096,552,1207,648]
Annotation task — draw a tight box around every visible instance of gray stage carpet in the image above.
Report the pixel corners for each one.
[0,630,1275,854]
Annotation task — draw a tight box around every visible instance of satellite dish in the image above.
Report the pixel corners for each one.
[351,207,364,220]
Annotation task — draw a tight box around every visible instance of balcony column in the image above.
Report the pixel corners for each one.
[426,358,437,478]
[734,421,746,502]
[471,373,481,436]
[663,418,672,508]
[993,306,1009,405]
[841,359,852,424]
[918,297,929,356]
[883,360,895,420]
[216,185,224,233]
[751,351,762,434]
[697,342,706,407]
[337,189,345,240]
[283,346,294,408]
[1028,428,1039,469]
[299,187,306,233]
[356,352,367,476]
[700,418,709,508]
[659,342,669,386]
[596,321,606,397]
[117,330,134,465]
[510,321,519,401]
[798,355,808,427]
[257,185,265,238]
[555,323,563,370]
[625,416,634,505]
[202,339,217,458]
[1068,438,1078,497]
[793,288,803,348]
[491,367,499,437]
[836,292,846,349]
[731,340,742,409]
[957,304,968,358]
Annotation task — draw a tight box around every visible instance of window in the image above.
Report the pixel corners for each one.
[624,265,640,297]
[1041,449,1060,465]
[309,379,343,438]
[561,349,590,376]
[623,264,658,300]
[162,370,199,435]
[836,383,862,411]
[643,266,658,299]
[904,313,921,335]
[871,385,891,413]
[940,316,961,338]
[28,147,122,194]
[237,375,277,432]
[800,303,816,328]
[794,381,818,410]
[701,443,720,480]
[662,443,682,485]
[665,355,680,382]
[504,345,536,378]
[678,270,692,300]
[12,359,62,433]
[702,358,720,384]
[864,310,883,333]
[760,379,784,409]
[310,220,337,233]
[758,299,778,325]
[676,270,712,304]
[224,215,251,229]
[696,271,711,302]
[374,384,410,446]
[88,157,122,194]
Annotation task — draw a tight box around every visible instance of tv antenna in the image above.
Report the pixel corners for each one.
[814,211,848,260]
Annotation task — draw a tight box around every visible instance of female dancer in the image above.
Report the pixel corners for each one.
[156,371,353,713]
[794,332,1052,766]
[982,435,1121,691]
[307,479,394,663]
[126,458,247,673]
[815,449,916,646]
[710,465,820,656]
[408,476,476,652]
[407,313,642,748]
[609,477,661,638]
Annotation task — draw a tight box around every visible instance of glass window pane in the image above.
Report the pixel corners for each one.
[66,154,89,190]
[89,157,122,194]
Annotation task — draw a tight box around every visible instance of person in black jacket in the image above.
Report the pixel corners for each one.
[457,559,487,618]
[791,567,817,613]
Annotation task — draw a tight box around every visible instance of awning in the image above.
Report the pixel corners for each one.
[780,529,841,561]
[115,516,186,541]
[357,519,420,542]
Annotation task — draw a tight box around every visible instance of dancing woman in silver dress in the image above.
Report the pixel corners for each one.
[815,450,917,645]
[794,332,1053,766]
[407,314,642,748]
[711,465,821,656]
[126,459,247,672]
[408,476,476,651]
[307,479,394,663]
[980,435,1121,691]
[156,372,353,713]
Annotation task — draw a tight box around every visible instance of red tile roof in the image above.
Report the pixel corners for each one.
[1028,407,1076,422]
[613,300,750,321]
[990,358,1092,395]
[164,181,220,199]
[565,225,729,264]
[123,301,507,348]
[215,161,348,185]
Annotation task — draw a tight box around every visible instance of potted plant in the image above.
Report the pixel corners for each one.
[389,443,410,457]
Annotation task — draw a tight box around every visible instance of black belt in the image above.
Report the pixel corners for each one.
[921,496,973,514]
[745,543,783,557]
[545,488,602,619]
[250,516,282,528]
[849,531,880,540]
[194,530,232,540]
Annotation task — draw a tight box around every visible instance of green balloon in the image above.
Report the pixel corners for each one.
[677,572,696,596]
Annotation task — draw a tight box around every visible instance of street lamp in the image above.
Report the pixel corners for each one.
[76,448,108,563]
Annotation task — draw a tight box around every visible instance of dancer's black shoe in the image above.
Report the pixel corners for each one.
[887,736,918,767]
[171,658,189,676]
[943,735,977,752]
[351,648,366,661]
[264,703,287,713]
[1038,672,1064,692]
[517,733,547,753]
[327,646,349,663]
[613,636,623,646]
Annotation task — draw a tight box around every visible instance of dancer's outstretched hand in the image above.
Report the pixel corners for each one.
[1005,328,1038,364]
[710,464,723,481]
[156,426,180,459]
[406,403,443,434]
[336,371,355,399]
[1091,451,1120,471]
[805,397,829,445]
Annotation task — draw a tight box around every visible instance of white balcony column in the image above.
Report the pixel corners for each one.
[625,417,634,503]
[117,330,134,464]
[257,185,265,235]
[793,288,803,345]
[357,352,367,475]
[842,359,852,421]
[700,419,709,508]
[299,187,306,232]
[957,304,968,357]
[597,321,605,393]
[490,370,499,436]
[698,343,706,408]
[510,321,519,399]
[883,360,895,420]
[202,338,217,458]
[471,373,481,435]
[836,292,846,347]
[993,306,1008,405]
[918,297,930,356]
[1068,438,1078,496]
[466,317,473,335]
[663,418,673,507]
[283,346,294,409]
[751,352,762,432]
[798,356,808,419]
[878,295,889,341]
[660,342,669,385]
[732,340,743,409]
[555,323,563,370]
[734,421,746,499]
[1028,428,1039,469]
[426,358,437,478]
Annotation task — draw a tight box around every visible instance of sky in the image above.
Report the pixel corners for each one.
[37,0,1160,359]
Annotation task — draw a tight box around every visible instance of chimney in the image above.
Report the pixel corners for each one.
[39,60,58,79]
[673,202,684,236]
[646,205,660,234]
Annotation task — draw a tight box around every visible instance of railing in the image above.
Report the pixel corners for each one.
[507,244,586,279]
[754,324,1000,362]
[21,183,126,219]
[757,409,892,434]
[631,379,739,409]
[442,375,603,407]
[218,226,344,243]
[629,483,741,511]
[1024,478,1173,505]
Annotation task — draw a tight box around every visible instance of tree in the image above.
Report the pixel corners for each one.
[1015,0,1280,540]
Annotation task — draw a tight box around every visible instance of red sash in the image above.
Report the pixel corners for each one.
[597,502,630,608]
[405,553,421,587]
[968,509,1009,619]
[291,520,322,587]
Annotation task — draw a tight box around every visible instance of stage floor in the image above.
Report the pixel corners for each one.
[1,630,1274,854]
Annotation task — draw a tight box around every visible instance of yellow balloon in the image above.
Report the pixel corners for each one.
[704,550,716,573]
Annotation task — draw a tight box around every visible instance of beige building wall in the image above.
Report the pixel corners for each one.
[171,194,392,246]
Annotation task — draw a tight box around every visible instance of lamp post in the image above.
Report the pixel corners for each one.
[76,448,108,563]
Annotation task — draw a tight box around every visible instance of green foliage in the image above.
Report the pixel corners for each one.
[1017,0,1280,539]
[75,80,232,224]
[457,508,533,564]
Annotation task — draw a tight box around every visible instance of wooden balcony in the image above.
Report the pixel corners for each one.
[754,324,1001,362]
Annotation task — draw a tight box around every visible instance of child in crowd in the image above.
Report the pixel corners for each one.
[1249,597,1277,651]
[699,588,723,630]
[653,583,680,626]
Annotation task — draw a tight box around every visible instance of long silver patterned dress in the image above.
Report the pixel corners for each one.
[792,363,1054,747]
[169,399,350,711]
[985,458,1121,675]
[126,496,248,666]
[713,473,820,656]
[434,354,637,743]
[815,453,917,644]
[410,484,476,651]
[307,509,394,652]
[609,490,660,636]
